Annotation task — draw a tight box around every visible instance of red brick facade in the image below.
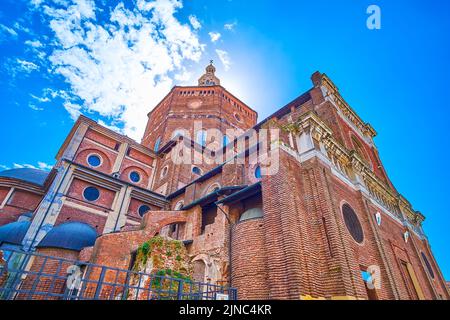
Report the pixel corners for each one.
[0,66,448,300]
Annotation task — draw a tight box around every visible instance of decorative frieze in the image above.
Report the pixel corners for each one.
[281,111,423,227]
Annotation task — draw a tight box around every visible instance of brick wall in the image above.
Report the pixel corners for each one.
[0,189,42,225]
[16,248,79,300]
[231,218,268,299]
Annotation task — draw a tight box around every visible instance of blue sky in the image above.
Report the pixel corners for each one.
[1,0,449,279]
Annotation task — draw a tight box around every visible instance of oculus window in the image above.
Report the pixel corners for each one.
[138,205,151,217]
[83,187,100,202]
[342,203,364,244]
[87,154,101,167]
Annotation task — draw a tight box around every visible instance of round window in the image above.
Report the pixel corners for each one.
[87,154,101,167]
[83,186,100,202]
[192,166,202,175]
[234,113,242,122]
[129,171,140,183]
[138,205,151,217]
[421,252,435,279]
[342,203,364,244]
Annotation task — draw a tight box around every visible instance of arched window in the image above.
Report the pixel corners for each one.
[223,135,230,147]
[239,207,264,222]
[193,260,206,282]
[196,130,207,146]
[192,166,202,175]
[342,203,364,244]
[421,252,435,279]
[161,166,169,178]
[87,154,102,167]
[138,205,151,217]
[174,201,184,210]
[255,166,262,179]
[83,186,100,202]
[172,129,185,139]
[154,137,162,152]
[206,183,221,195]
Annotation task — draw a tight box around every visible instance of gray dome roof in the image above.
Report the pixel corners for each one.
[0,168,50,186]
[0,220,31,245]
[37,222,97,251]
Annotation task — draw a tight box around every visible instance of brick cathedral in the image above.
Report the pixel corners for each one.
[0,63,448,300]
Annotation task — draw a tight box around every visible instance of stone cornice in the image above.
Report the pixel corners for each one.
[56,115,156,161]
[318,73,377,139]
[0,178,46,195]
[290,112,424,228]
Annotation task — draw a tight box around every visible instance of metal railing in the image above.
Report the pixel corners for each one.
[0,249,237,300]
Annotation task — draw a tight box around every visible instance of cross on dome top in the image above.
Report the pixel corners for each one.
[198,61,220,86]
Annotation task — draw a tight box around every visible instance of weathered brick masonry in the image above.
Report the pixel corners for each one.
[0,64,448,300]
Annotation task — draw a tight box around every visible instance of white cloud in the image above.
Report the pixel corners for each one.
[0,24,18,37]
[0,165,10,171]
[12,162,53,171]
[36,0,204,140]
[188,15,201,30]
[38,161,54,170]
[31,94,50,102]
[174,69,192,83]
[30,0,44,7]
[16,59,40,73]
[13,22,31,34]
[29,103,44,111]
[98,120,123,134]
[208,32,221,43]
[25,40,43,48]
[215,49,231,71]
[13,163,36,169]
[63,102,82,121]
[224,22,237,31]
[0,24,18,43]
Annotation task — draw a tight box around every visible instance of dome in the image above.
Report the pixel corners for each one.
[0,168,50,186]
[0,220,31,245]
[37,222,97,251]
[198,61,220,86]
[206,63,216,74]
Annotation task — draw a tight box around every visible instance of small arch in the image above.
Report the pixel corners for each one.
[77,148,112,170]
[192,259,207,283]
[174,201,184,210]
[205,183,221,195]
[160,166,169,179]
